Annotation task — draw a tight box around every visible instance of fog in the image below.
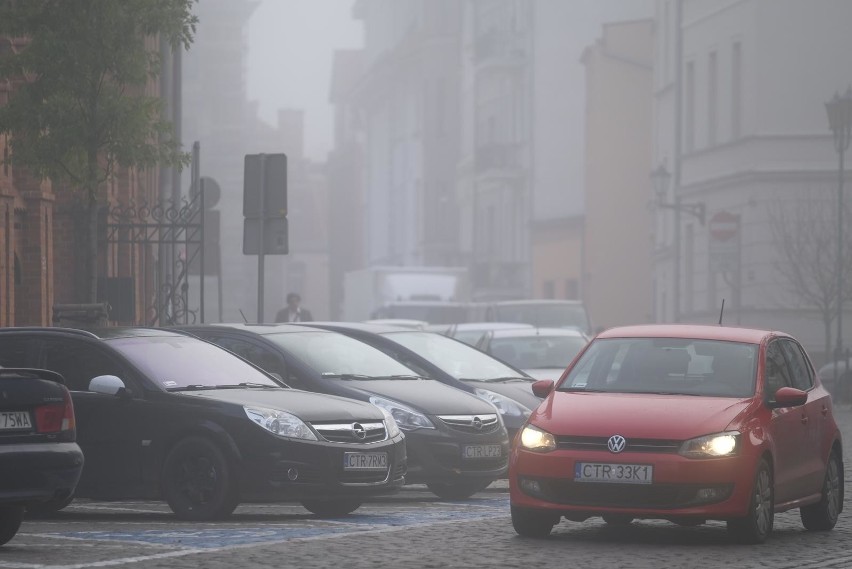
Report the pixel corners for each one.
[182,0,852,365]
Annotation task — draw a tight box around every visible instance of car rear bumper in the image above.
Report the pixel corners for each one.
[509,448,754,521]
[238,434,407,502]
[0,442,84,505]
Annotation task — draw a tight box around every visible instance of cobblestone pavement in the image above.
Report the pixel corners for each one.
[2,404,851,569]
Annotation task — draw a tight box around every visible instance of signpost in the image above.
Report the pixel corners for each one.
[243,153,288,323]
[708,211,740,273]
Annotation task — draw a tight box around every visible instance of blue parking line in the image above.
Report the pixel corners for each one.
[45,497,509,549]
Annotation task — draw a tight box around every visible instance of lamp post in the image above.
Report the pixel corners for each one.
[825,87,852,371]
[651,162,705,322]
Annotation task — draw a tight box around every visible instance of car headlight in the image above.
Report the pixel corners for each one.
[474,388,531,419]
[519,425,556,452]
[679,432,740,459]
[244,406,317,440]
[369,396,434,431]
[376,405,402,438]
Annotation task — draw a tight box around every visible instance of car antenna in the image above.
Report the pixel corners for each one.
[239,309,249,324]
[718,299,726,326]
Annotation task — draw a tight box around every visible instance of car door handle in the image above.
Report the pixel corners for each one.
[822,407,829,417]
[801,415,809,425]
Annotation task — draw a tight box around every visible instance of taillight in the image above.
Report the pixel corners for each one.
[34,388,75,435]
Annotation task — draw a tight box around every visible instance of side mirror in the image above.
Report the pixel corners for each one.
[770,386,807,408]
[89,375,130,397]
[532,379,555,399]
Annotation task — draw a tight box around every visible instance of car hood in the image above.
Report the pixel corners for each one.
[534,392,752,440]
[464,379,543,411]
[176,388,385,423]
[344,379,497,416]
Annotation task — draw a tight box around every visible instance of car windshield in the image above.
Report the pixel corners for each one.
[266,331,416,378]
[491,303,590,332]
[559,337,757,397]
[489,335,587,369]
[108,335,281,390]
[386,331,523,381]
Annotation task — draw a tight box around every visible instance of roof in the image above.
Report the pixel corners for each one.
[174,323,314,336]
[451,322,533,332]
[487,327,588,339]
[0,326,182,340]
[596,324,783,344]
[299,322,412,335]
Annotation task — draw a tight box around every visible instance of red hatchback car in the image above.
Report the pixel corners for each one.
[509,324,844,544]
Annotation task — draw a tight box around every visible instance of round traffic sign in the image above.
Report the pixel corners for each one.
[709,211,739,241]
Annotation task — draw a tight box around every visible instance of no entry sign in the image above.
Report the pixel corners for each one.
[709,211,739,242]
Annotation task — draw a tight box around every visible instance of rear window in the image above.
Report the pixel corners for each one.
[559,337,758,398]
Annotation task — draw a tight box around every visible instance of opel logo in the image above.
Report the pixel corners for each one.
[607,435,627,453]
[352,423,367,440]
[472,416,483,430]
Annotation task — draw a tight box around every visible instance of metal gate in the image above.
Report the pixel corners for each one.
[104,190,205,325]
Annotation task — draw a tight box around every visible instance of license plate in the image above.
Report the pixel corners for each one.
[574,463,653,484]
[0,411,31,431]
[462,444,502,459]
[343,452,388,471]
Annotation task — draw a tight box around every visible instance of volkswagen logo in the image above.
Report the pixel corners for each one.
[607,435,627,453]
[352,423,367,440]
[472,416,483,430]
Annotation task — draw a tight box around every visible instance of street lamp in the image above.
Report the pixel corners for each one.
[825,87,852,371]
[651,162,705,322]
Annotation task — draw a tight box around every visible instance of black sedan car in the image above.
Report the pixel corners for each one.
[178,324,510,500]
[0,368,83,545]
[0,327,406,520]
[301,323,542,440]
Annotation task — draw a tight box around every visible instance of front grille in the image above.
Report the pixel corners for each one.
[437,414,501,434]
[528,479,732,509]
[555,436,681,454]
[311,421,387,443]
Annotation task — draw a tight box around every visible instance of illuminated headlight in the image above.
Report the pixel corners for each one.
[520,425,556,452]
[376,406,402,438]
[244,406,317,440]
[679,432,740,458]
[369,396,434,431]
[474,388,531,419]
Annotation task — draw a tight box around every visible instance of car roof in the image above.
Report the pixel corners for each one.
[174,323,319,336]
[596,324,782,344]
[299,322,417,335]
[0,326,184,340]
[452,322,533,331]
[487,327,588,339]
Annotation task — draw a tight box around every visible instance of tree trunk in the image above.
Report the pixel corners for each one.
[86,193,99,304]
[824,315,832,366]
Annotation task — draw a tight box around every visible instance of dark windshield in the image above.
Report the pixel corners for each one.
[489,335,587,369]
[559,337,757,397]
[266,331,415,377]
[386,331,523,380]
[108,335,281,390]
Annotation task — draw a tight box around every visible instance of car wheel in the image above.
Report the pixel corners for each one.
[162,436,238,521]
[26,495,74,516]
[727,458,773,544]
[300,499,363,517]
[602,514,633,525]
[0,507,24,547]
[800,450,843,531]
[426,480,491,500]
[511,506,558,538]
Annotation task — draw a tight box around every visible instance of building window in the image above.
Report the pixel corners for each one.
[564,279,579,300]
[543,280,555,299]
[685,60,695,152]
[708,51,718,146]
[731,41,742,139]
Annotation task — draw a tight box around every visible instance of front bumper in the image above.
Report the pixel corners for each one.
[238,433,407,502]
[0,442,84,505]
[510,447,755,521]
[403,424,510,485]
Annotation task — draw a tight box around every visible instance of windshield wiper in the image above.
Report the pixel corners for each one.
[461,376,533,383]
[166,384,217,392]
[320,373,373,380]
[213,382,279,389]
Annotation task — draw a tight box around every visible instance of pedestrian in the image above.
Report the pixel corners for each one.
[275,292,313,323]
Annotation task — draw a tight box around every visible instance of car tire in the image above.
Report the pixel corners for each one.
[426,480,491,500]
[162,436,239,521]
[300,499,363,517]
[511,506,558,538]
[602,514,633,525]
[727,458,773,544]
[0,507,24,547]
[26,495,74,516]
[800,450,843,531]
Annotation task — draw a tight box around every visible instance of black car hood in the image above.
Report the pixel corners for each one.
[176,388,385,423]
[342,379,497,416]
[468,379,543,411]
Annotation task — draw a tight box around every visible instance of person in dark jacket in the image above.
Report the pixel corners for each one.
[275,292,313,323]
